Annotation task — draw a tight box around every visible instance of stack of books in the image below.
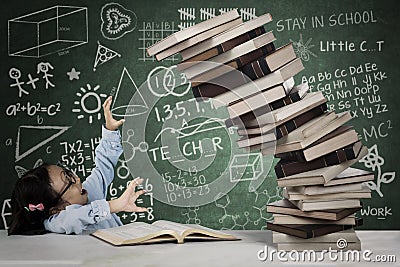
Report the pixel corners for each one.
[147,10,373,252]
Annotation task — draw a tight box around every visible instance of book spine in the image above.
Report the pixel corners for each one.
[234,42,276,69]
[220,27,266,53]
[191,43,275,100]
[240,52,272,80]
[324,143,359,165]
[266,222,307,239]
[275,104,327,139]
[270,90,303,110]
[276,149,307,162]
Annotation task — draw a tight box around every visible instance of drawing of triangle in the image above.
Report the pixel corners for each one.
[15,126,71,162]
[111,67,149,117]
[93,41,121,71]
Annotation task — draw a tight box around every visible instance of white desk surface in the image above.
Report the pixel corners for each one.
[0,230,399,266]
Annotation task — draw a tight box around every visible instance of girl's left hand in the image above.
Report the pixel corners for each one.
[102,96,125,131]
[108,178,148,213]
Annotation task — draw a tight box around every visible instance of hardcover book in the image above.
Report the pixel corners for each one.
[179,26,265,68]
[191,42,276,99]
[275,141,363,177]
[266,218,363,239]
[275,146,367,187]
[239,105,327,143]
[287,181,366,195]
[273,228,359,242]
[155,18,243,61]
[212,58,304,108]
[180,13,273,61]
[283,185,371,201]
[288,198,362,212]
[242,92,327,129]
[266,199,361,221]
[184,31,276,81]
[274,112,352,155]
[273,214,357,225]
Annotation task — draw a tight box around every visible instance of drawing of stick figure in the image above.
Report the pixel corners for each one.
[9,67,29,97]
[37,62,55,89]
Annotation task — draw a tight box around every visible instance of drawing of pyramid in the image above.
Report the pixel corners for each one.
[111,67,149,117]
[15,126,70,162]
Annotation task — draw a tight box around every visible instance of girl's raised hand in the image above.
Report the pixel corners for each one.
[103,96,125,131]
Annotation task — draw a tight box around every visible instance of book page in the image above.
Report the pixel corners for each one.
[153,220,236,239]
[102,222,166,240]
[152,220,194,236]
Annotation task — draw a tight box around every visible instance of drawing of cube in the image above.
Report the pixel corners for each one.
[8,6,88,57]
[229,153,263,182]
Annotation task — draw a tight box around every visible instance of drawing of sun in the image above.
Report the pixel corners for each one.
[72,84,107,124]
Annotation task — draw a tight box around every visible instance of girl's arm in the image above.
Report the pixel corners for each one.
[44,199,112,234]
[45,179,147,234]
[83,126,123,201]
[82,96,125,201]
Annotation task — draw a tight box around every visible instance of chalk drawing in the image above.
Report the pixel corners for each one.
[146,66,191,98]
[26,74,39,89]
[37,62,55,89]
[200,8,216,20]
[15,158,44,178]
[9,67,28,97]
[100,3,137,40]
[67,68,80,80]
[138,21,179,62]
[154,117,225,142]
[111,67,149,117]
[239,8,257,21]
[178,8,196,20]
[93,41,121,71]
[72,84,107,124]
[122,129,148,162]
[15,125,71,162]
[181,207,201,224]
[360,144,396,197]
[290,33,317,62]
[8,6,88,58]
[229,153,263,182]
[1,199,11,230]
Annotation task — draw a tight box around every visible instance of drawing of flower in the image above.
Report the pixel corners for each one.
[360,144,396,197]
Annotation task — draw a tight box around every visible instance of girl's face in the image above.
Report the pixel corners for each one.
[47,165,88,206]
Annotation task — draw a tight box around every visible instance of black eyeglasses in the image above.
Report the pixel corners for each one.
[55,161,77,201]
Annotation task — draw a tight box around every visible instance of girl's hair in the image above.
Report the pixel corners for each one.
[8,164,60,235]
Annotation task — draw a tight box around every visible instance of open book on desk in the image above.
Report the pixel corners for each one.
[92,220,239,246]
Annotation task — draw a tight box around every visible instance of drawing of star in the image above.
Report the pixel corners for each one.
[67,68,81,80]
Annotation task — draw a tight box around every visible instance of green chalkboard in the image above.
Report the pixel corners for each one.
[1,0,399,231]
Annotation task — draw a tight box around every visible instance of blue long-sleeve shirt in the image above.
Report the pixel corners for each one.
[44,126,123,234]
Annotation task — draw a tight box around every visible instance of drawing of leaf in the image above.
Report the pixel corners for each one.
[381,172,395,184]
[33,159,43,168]
[366,181,377,191]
